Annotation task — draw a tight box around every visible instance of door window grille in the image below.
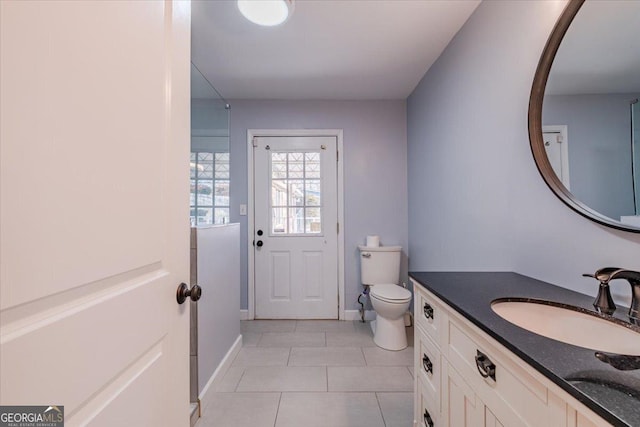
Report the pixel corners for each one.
[270,152,322,235]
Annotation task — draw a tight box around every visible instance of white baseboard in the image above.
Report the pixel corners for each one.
[198,334,242,404]
[344,309,376,321]
[240,309,377,321]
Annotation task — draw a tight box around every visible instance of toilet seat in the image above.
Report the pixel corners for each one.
[370,284,411,304]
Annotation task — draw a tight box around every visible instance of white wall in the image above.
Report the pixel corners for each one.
[407,0,640,306]
[228,100,408,311]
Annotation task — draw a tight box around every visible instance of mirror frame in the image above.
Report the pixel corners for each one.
[528,0,640,233]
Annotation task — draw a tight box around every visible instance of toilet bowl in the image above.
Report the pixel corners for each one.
[358,244,412,351]
[369,284,412,350]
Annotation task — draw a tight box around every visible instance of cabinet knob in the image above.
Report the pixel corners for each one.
[423,408,434,427]
[422,354,433,374]
[423,303,434,320]
[475,350,496,381]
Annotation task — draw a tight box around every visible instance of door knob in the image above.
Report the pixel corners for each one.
[176,283,202,304]
[256,240,263,247]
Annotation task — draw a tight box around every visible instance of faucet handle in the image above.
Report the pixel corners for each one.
[593,282,616,315]
[584,268,620,315]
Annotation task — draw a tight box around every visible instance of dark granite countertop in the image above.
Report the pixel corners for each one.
[409,272,640,427]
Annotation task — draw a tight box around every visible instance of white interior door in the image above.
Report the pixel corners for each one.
[254,136,338,319]
[0,2,191,426]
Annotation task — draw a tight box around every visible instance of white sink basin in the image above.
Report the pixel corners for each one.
[491,299,640,356]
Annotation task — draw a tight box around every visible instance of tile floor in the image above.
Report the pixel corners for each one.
[196,320,414,427]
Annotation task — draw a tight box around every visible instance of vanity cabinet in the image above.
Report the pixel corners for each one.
[411,279,607,427]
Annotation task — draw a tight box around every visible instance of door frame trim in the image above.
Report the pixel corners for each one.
[247,129,345,320]
[542,125,570,190]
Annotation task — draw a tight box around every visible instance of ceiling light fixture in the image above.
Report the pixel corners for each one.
[237,0,294,27]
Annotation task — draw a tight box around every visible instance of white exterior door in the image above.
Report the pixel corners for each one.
[0,2,191,426]
[253,136,338,319]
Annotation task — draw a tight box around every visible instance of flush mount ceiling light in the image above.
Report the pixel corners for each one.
[237,0,294,27]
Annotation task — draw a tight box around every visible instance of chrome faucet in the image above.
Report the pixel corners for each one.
[583,267,640,324]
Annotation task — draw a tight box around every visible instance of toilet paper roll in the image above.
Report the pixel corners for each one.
[366,235,380,247]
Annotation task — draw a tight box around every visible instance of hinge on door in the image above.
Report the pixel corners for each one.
[336,150,339,162]
[252,137,258,148]
[337,222,339,234]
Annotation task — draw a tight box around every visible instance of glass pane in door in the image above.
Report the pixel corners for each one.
[270,151,323,235]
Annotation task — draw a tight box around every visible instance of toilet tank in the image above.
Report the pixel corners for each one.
[358,245,401,285]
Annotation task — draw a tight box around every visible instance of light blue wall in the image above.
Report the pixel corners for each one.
[543,93,638,220]
[407,0,640,306]
[228,100,408,312]
[196,224,240,395]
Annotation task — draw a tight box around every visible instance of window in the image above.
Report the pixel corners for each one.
[271,151,322,235]
[190,152,229,226]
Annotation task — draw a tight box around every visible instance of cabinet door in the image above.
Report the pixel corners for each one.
[415,326,441,407]
[417,376,439,427]
[442,361,484,427]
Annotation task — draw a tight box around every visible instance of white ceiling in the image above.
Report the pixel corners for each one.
[191,0,481,100]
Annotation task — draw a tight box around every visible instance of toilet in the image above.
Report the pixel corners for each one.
[358,245,412,350]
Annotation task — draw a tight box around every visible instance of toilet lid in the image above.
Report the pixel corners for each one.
[370,284,412,303]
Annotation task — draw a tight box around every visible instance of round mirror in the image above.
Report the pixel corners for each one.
[529,0,640,232]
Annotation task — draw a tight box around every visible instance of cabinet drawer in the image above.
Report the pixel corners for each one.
[413,282,443,347]
[446,319,553,426]
[417,374,439,427]
[415,328,440,409]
